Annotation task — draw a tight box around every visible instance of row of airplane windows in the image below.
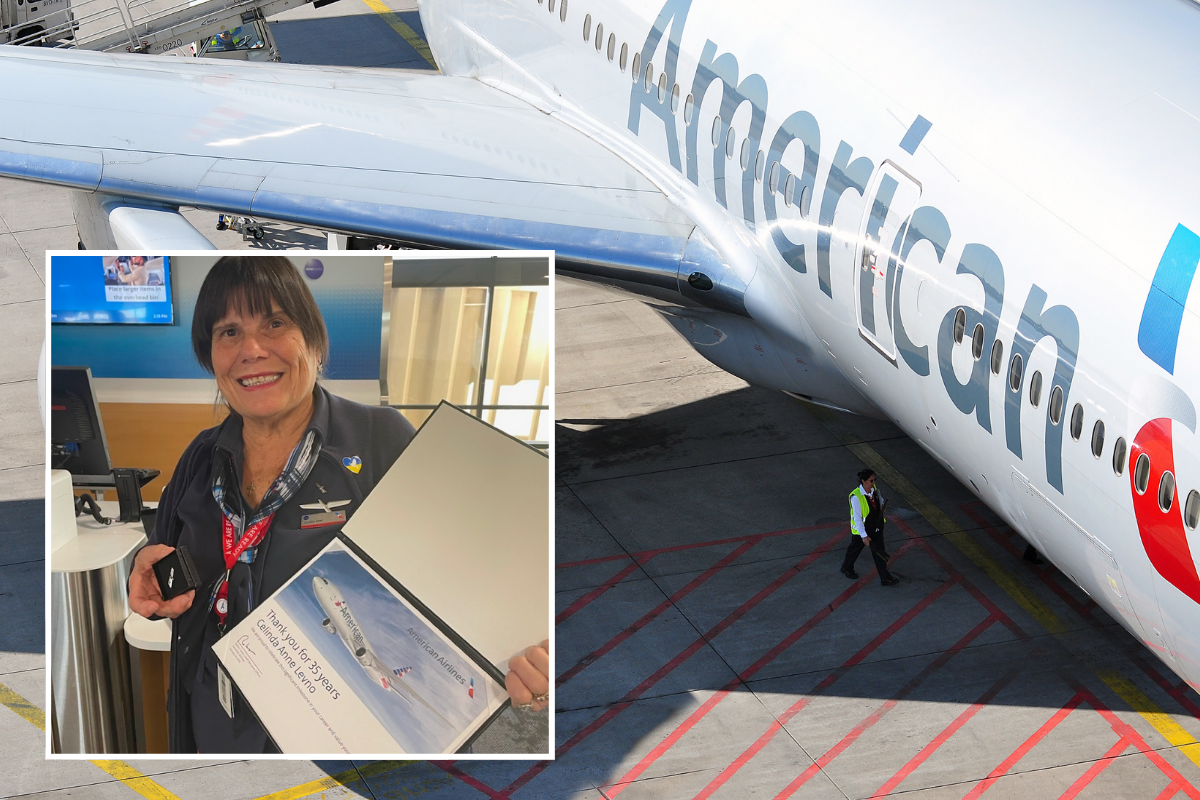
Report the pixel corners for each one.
[575,9,815,214]
[951,307,1200,528]
[539,0,569,23]
[562,5,1199,532]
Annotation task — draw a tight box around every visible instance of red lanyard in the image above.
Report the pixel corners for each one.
[213,513,274,626]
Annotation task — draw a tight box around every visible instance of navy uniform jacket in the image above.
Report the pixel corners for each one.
[149,386,415,753]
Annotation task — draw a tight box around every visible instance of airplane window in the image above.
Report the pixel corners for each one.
[952,308,966,344]
[990,339,1003,374]
[631,53,640,82]
[726,127,737,159]
[1028,370,1042,407]
[595,22,603,51]
[799,184,812,215]
[560,0,567,22]
[711,116,722,147]
[784,173,796,206]
[1184,489,1200,529]
[607,34,615,61]
[1112,437,1127,475]
[620,43,627,71]
[583,14,591,41]
[769,161,781,194]
[740,138,751,170]
[1008,353,1023,393]
[657,73,667,102]
[670,83,680,113]
[1048,385,1064,425]
[645,62,654,92]
[1134,453,1150,494]
[971,323,984,360]
[1070,403,1083,440]
[755,151,765,181]
[1091,420,1105,458]
[1159,470,1175,512]
[684,93,694,124]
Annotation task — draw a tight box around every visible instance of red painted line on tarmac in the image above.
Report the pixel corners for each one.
[892,518,1033,642]
[961,505,1094,617]
[555,521,845,569]
[868,657,1025,797]
[961,691,1087,800]
[557,552,640,568]
[1129,651,1200,723]
[1156,782,1183,800]
[689,569,957,800]
[1070,684,1200,800]
[556,559,646,625]
[557,539,761,687]
[430,761,509,800]
[1057,737,1132,800]
[773,615,997,800]
[504,527,848,797]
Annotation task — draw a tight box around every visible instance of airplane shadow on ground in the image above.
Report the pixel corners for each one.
[553,385,1200,699]
[269,10,439,70]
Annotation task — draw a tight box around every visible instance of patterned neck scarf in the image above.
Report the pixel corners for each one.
[207,427,323,626]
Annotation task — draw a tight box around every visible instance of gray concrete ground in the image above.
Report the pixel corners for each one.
[538,276,1200,799]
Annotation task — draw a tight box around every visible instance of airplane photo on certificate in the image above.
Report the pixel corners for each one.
[216,538,508,755]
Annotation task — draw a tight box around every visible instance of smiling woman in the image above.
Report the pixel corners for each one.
[124,256,550,754]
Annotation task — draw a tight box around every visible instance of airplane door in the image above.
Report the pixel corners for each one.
[854,161,922,363]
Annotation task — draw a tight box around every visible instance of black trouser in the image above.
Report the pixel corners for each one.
[842,532,893,582]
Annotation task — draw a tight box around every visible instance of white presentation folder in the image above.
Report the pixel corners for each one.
[213,402,550,756]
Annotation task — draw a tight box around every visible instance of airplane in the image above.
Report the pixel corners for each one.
[299,499,352,514]
[3,0,1198,693]
[311,575,453,728]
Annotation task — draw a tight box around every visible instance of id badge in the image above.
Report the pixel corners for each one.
[301,509,347,529]
[217,662,235,719]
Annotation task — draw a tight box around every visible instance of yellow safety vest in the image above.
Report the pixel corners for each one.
[849,485,883,534]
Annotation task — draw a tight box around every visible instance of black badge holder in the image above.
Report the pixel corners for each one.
[153,544,202,600]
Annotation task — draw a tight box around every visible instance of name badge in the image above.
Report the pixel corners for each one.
[217,663,235,718]
[301,509,347,529]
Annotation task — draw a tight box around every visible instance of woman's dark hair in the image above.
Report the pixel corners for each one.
[191,255,329,373]
[857,468,876,483]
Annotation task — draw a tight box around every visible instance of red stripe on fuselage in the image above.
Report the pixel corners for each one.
[1131,418,1200,603]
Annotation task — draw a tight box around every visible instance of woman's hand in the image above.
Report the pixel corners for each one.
[505,639,550,712]
[128,544,195,619]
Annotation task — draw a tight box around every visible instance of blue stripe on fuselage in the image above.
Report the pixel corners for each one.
[1138,223,1200,375]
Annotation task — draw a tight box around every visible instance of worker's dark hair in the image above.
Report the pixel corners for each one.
[191,255,329,374]
[857,468,876,483]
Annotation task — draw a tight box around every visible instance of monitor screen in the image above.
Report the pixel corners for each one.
[51,255,174,324]
[50,366,113,479]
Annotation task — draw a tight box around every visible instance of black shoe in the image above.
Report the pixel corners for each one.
[840,567,858,580]
[216,221,227,231]
[880,577,900,586]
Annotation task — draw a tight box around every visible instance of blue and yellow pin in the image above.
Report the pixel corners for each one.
[343,456,362,474]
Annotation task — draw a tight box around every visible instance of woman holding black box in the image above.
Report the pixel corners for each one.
[127,256,549,753]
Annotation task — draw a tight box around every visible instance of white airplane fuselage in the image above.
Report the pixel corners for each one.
[312,576,400,692]
[420,0,1200,689]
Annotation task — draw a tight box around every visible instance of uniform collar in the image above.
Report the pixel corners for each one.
[214,385,331,461]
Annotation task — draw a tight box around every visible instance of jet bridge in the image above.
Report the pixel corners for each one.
[2,0,337,55]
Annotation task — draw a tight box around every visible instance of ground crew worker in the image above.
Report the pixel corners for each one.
[841,468,900,586]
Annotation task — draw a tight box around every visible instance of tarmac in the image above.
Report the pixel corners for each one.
[2,3,1200,799]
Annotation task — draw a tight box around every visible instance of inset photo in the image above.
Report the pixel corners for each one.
[47,250,552,757]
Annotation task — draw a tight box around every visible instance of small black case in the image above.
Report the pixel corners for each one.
[153,545,202,599]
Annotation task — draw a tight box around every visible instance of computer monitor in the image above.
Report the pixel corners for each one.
[50,366,113,482]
